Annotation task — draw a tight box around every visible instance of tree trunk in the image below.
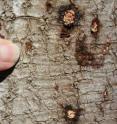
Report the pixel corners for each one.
[0,0,117,124]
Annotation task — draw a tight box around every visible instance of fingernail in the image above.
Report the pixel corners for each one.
[0,44,20,63]
[11,44,20,62]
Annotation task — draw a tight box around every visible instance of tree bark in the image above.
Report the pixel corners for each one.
[0,0,117,124]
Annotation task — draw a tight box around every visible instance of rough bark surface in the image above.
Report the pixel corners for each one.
[0,0,117,124]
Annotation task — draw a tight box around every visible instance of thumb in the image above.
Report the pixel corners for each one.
[0,39,20,71]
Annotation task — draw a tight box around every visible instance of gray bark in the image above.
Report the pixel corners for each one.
[0,0,117,124]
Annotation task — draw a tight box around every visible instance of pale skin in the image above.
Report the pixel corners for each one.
[0,38,20,71]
